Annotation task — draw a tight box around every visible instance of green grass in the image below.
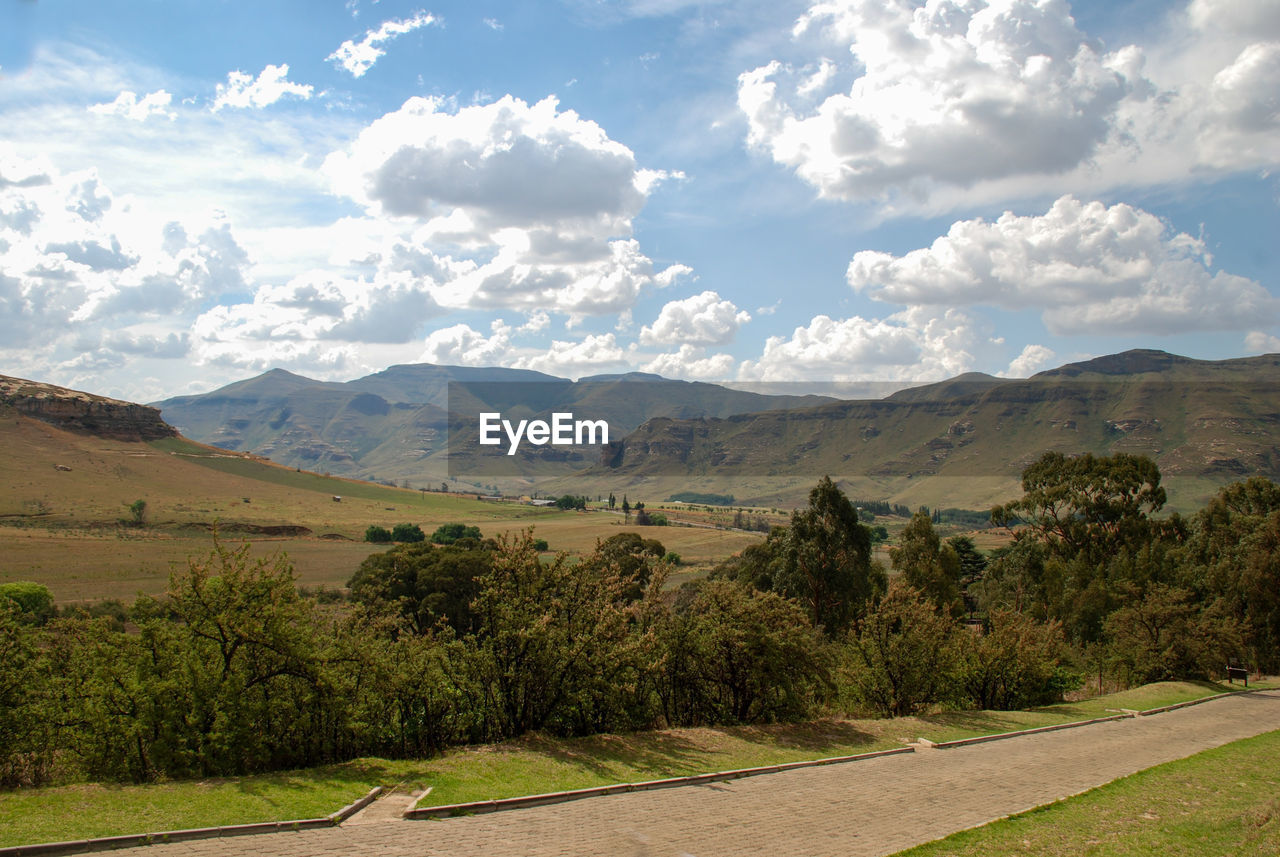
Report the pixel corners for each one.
[909,680,1267,746]
[0,758,434,847]
[893,728,1280,857]
[1,680,1267,846]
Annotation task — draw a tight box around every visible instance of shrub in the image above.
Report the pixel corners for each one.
[431,523,482,545]
[365,525,392,543]
[391,523,426,543]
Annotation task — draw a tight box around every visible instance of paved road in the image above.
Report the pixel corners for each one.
[96,691,1280,857]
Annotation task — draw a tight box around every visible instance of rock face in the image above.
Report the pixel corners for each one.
[0,375,177,441]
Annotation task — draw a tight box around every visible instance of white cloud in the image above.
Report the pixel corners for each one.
[739,306,994,383]
[847,196,1277,335]
[420,321,515,366]
[739,0,1280,212]
[740,0,1130,203]
[212,64,314,111]
[514,332,631,378]
[326,94,651,230]
[88,89,175,121]
[643,345,737,380]
[328,12,440,78]
[1002,344,1056,377]
[326,94,685,316]
[639,290,751,346]
[191,270,442,349]
[1245,331,1280,353]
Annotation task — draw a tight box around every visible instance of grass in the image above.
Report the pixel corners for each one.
[0,758,435,847]
[0,680,1268,846]
[0,420,760,602]
[892,728,1280,857]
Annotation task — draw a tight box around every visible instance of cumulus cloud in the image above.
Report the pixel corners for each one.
[515,332,631,378]
[739,307,994,383]
[846,195,1277,335]
[739,0,1280,210]
[325,94,686,316]
[420,321,515,366]
[328,12,439,78]
[1002,344,1056,377]
[1245,330,1280,353]
[740,0,1130,203]
[212,64,314,111]
[643,345,737,380]
[639,290,751,346]
[191,270,442,350]
[88,89,175,121]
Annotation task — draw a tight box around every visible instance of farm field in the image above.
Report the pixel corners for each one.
[0,417,764,602]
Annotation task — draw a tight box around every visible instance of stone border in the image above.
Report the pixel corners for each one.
[404,747,915,819]
[932,714,1135,749]
[0,787,383,857]
[932,687,1264,751]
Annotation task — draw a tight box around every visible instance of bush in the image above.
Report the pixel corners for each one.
[365,525,392,543]
[431,523,482,545]
[391,523,426,543]
[842,582,961,717]
[959,610,1078,710]
[0,582,54,625]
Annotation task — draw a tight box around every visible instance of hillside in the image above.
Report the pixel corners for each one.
[153,364,835,488]
[0,375,762,601]
[562,350,1280,511]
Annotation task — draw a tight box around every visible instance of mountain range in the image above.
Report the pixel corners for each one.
[142,349,1280,510]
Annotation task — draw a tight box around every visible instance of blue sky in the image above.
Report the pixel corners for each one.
[1,0,1277,401]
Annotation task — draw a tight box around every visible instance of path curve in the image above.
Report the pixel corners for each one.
[93,690,1280,857]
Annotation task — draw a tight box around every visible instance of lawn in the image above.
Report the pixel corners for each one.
[892,727,1280,857]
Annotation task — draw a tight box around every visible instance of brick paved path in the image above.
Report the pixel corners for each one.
[100,690,1280,857]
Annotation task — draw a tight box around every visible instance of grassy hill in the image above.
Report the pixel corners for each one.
[558,350,1280,512]
[0,383,760,602]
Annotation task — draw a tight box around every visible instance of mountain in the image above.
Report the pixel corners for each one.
[1,374,176,442]
[153,364,836,487]
[568,350,1280,511]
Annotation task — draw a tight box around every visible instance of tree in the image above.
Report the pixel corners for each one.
[773,476,884,636]
[469,531,647,738]
[844,582,960,717]
[992,452,1166,566]
[959,610,1076,710]
[1178,477,1280,672]
[0,582,54,625]
[890,510,963,616]
[128,499,147,526]
[348,541,492,635]
[391,523,426,543]
[622,496,630,522]
[655,579,828,725]
[365,525,392,543]
[430,523,482,545]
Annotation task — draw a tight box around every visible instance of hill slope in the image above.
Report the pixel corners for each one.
[570,350,1280,510]
[153,365,834,487]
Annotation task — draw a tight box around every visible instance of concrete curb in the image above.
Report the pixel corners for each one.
[1137,688,1256,717]
[932,714,1135,749]
[933,687,1267,752]
[404,746,915,819]
[0,786,383,857]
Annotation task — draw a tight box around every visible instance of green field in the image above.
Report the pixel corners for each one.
[894,728,1280,857]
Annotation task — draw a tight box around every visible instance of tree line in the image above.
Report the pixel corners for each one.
[2,453,1276,788]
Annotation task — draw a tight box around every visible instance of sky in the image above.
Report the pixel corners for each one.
[1,0,1278,403]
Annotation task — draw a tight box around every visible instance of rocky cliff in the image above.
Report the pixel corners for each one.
[0,375,177,441]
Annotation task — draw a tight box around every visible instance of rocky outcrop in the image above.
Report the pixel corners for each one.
[0,375,177,441]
